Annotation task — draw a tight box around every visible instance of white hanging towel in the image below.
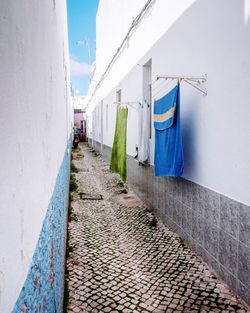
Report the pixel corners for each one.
[138,99,150,163]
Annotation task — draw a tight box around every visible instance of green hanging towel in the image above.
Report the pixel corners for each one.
[110,106,128,181]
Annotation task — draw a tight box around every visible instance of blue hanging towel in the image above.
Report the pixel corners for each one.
[154,84,184,176]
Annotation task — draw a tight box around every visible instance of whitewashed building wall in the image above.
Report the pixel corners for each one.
[0,1,71,312]
[86,0,250,305]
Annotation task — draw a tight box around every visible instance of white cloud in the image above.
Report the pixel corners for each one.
[75,89,80,94]
[70,57,91,77]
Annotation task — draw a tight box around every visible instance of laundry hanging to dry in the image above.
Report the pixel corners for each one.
[154,83,184,176]
[110,106,128,181]
[138,100,150,164]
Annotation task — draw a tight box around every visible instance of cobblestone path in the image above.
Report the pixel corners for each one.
[65,144,249,313]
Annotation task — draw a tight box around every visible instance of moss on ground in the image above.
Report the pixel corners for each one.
[68,205,78,222]
[63,279,69,313]
[70,161,78,173]
[70,174,78,192]
[116,180,124,188]
[115,188,128,195]
[64,162,79,311]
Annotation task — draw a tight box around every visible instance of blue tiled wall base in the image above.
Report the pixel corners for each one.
[12,144,70,313]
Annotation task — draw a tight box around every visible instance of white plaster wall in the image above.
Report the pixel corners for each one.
[96,0,147,77]
[86,0,196,110]
[101,93,118,148]
[87,0,250,206]
[0,1,71,312]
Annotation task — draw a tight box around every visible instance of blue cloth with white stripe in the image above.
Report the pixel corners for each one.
[154,84,184,176]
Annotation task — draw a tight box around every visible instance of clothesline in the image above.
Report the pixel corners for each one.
[152,74,207,96]
[152,78,174,99]
[114,101,140,111]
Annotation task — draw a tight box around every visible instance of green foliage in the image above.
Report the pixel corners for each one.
[116,188,128,195]
[70,174,78,192]
[116,180,124,188]
[70,161,78,173]
[68,205,78,222]
[148,216,158,228]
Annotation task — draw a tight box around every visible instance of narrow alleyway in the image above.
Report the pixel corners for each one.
[65,144,249,313]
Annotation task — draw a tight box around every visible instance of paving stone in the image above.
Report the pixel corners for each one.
[102,307,112,312]
[65,144,250,313]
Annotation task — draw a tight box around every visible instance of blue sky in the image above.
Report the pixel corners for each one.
[67,0,99,96]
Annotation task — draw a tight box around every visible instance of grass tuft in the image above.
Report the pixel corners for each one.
[70,161,78,173]
[70,174,78,192]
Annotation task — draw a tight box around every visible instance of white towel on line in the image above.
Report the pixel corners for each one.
[138,99,150,163]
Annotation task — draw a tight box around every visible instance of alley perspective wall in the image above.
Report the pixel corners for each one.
[86,0,250,306]
[0,1,72,312]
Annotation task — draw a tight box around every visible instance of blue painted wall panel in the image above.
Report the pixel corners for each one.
[12,146,70,313]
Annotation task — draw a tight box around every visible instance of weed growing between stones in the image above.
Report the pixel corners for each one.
[67,245,74,254]
[90,150,99,157]
[115,187,128,195]
[68,205,78,222]
[64,209,71,312]
[72,146,80,152]
[114,180,128,194]
[76,153,83,159]
[63,242,75,312]
[70,174,78,192]
[88,146,100,157]
[64,160,79,311]
[70,161,78,173]
[148,215,158,228]
[116,180,124,188]
[63,279,69,313]
[144,207,153,213]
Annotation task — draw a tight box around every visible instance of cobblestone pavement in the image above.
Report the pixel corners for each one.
[65,144,249,313]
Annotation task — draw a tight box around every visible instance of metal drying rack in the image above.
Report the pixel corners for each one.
[154,74,207,96]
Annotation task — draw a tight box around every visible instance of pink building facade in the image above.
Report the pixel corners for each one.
[74,110,86,131]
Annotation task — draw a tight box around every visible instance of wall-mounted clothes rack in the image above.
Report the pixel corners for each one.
[114,101,140,111]
[155,74,207,96]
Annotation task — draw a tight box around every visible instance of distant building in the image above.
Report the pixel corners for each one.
[74,108,86,133]
[72,96,87,134]
[72,95,86,109]
[85,0,250,305]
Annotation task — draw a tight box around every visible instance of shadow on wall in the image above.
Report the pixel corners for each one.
[149,0,250,184]
[181,98,198,177]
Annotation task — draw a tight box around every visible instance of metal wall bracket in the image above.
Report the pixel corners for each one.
[156,74,207,96]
